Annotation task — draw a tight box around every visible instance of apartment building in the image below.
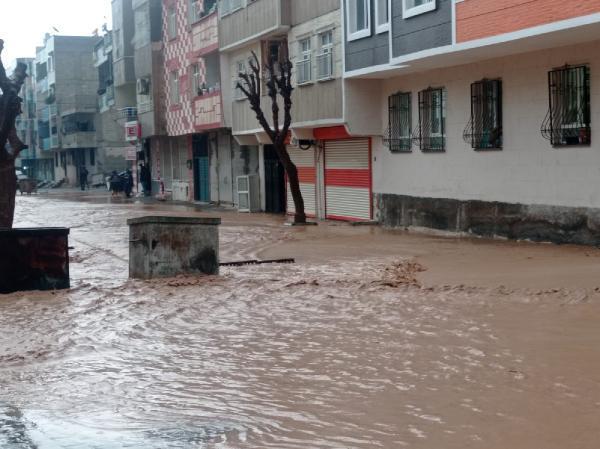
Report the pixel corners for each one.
[93,27,136,180]
[219,0,353,216]
[14,58,54,181]
[341,0,600,243]
[108,0,167,194]
[35,35,124,186]
[159,0,234,203]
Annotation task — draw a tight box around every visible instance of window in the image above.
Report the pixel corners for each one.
[189,0,200,23]
[403,0,436,19]
[297,38,312,85]
[317,30,334,80]
[234,60,246,101]
[463,79,502,150]
[386,92,412,152]
[48,53,54,73]
[167,6,177,39]
[191,64,201,96]
[89,148,96,166]
[170,71,180,104]
[220,0,244,17]
[347,0,371,41]
[541,65,591,146]
[375,0,389,33]
[414,87,446,152]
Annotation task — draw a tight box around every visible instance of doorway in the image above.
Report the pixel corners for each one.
[193,135,210,202]
[263,145,285,214]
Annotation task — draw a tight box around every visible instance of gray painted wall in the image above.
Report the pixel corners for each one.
[291,0,339,25]
[344,0,390,72]
[391,0,452,58]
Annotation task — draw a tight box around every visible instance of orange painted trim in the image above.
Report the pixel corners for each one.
[314,126,351,140]
[324,169,370,188]
[298,167,316,183]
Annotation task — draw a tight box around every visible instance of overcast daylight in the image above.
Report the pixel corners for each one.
[0,0,112,66]
[2,1,600,448]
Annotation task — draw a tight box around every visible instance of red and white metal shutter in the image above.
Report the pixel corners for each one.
[287,145,316,217]
[325,138,371,221]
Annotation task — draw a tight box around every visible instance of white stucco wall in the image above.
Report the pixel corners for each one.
[372,39,600,209]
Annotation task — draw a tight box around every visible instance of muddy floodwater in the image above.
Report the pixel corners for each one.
[2,193,600,448]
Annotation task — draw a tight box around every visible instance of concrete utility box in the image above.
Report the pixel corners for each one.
[127,216,221,279]
[0,228,70,294]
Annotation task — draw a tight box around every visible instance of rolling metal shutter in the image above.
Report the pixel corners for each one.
[325,138,371,221]
[286,145,316,217]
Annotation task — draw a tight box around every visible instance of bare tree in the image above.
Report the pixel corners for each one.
[237,50,306,224]
[0,40,28,229]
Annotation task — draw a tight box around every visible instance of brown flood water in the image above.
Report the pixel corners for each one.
[2,193,600,448]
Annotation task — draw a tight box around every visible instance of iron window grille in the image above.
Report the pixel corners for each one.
[541,65,591,147]
[413,87,445,152]
[463,79,502,150]
[384,91,412,152]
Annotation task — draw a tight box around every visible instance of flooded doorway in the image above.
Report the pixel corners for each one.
[263,144,285,214]
[193,134,210,202]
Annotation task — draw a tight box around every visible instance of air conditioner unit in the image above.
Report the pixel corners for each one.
[136,78,150,95]
[237,174,260,212]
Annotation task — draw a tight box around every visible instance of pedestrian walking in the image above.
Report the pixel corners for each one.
[109,171,121,198]
[124,169,134,198]
[140,163,151,196]
[79,165,89,191]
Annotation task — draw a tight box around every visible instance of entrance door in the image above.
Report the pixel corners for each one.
[193,135,210,202]
[264,145,285,214]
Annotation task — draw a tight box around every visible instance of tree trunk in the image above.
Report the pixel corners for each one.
[0,158,17,228]
[275,142,306,224]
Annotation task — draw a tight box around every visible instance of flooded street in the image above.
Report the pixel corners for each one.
[2,193,600,448]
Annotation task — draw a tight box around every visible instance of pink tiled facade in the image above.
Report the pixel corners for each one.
[162,0,221,137]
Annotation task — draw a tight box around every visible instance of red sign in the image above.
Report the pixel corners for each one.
[125,121,140,142]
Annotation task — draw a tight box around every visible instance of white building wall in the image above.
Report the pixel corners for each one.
[373,39,600,209]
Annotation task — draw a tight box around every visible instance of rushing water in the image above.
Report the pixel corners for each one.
[2,195,600,448]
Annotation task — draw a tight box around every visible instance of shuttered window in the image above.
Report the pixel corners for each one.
[541,65,591,147]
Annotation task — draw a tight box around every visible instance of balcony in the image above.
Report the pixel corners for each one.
[219,0,291,51]
[118,107,138,121]
[61,132,96,149]
[40,137,51,151]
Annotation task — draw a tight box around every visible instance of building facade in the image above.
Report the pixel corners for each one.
[35,35,128,186]
[219,0,360,217]
[340,0,600,243]
[14,58,54,181]
[158,0,255,207]
[94,27,137,182]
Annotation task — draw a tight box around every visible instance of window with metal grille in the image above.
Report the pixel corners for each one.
[413,87,445,152]
[463,79,502,150]
[541,65,590,146]
[385,92,412,152]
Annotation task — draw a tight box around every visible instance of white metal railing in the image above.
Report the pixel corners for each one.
[316,50,333,81]
[296,58,312,85]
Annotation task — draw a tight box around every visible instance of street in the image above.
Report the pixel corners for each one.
[2,192,600,448]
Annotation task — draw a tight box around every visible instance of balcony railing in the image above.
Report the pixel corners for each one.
[316,50,334,81]
[118,107,138,121]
